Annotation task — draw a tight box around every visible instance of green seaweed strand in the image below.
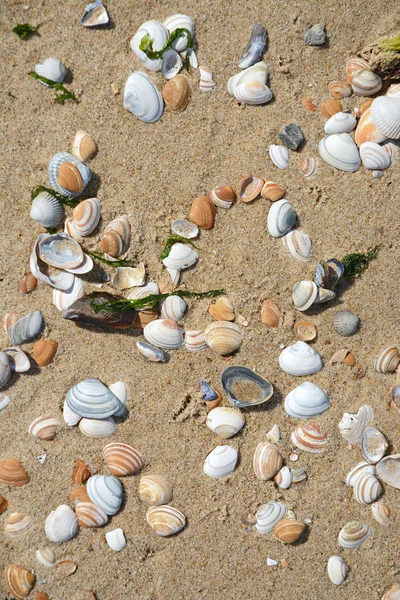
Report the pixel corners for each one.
[379,34,400,52]
[85,250,136,268]
[13,24,37,39]
[28,71,78,103]
[341,245,380,278]
[89,289,224,313]
[161,235,200,261]
[31,185,79,208]
[139,28,192,60]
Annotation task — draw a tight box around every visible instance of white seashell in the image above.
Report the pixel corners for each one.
[255,502,287,534]
[130,21,169,71]
[63,399,81,426]
[53,276,85,311]
[233,80,272,105]
[36,547,55,568]
[351,68,382,96]
[319,133,361,172]
[203,445,238,478]
[339,405,374,444]
[160,296,187,322]
[327,556,349,585]
[185,329,207,351]
[346,461,375,487]
[45,504,79,543]
[266,424,281,443]
[376,454,400,489]
[80,1,109,26]
[112,264,146,290]
[206,407,245,439]
[106,527,126,551]
[0,393,10,411]
[284,382,329,418]
[274,466,293,489]
[66,378,122,419]
[3,347,30,373]
[338,520,371,549]
[167,268,180,284]
[353,472,382,504]
[124,72,164,123]
[371,501,391,526]
[64,217,84,244]
[188,48,198,69]
[199,65,216,92]
[35,57,67,83]
[8,311,44,346]
[108,381,128,417]
[144,318,184,349]
[86,474,123,516]
[171,219,199,239]
[162,243,198,270]
[72,198,101,236]
[370,96,400,140]
[37,232,84,270]
[387,84,400,98]
[163,14,194,52]
[31,234,75,290]
[292,280,318,311]
[161,49,182,80]
[360,142,391,170]
[282,230,311,262]
[382,141,398,166]
[128,281,159,308]
[300,157,318,177]
[227,61,268,95]
[360,426,388,464]
[79,417,116,438]
[324,112,357,134]
[279,341,322,376]
[269,145,289,169]
[267,199,297,238]
[314,287,336,305]
[30,192,64,228]
[48,152,92,197]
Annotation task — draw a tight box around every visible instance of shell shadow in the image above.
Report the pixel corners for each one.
[65,321,142,337]
[240,388,283,414]
[292,525,311,546]
[84,172,101,198]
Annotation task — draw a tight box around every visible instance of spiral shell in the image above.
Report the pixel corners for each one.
[18,273,38,295]
[346,57,369,84]
[319,99,342,118]
[70,485,91,505]
[76,501,108,527]
[269,145,289,169]
[45,504,79,543]
[273,518,305,544]
[30,192,64,228]
[0,458,29,487]
[5,513,33,537]
[239,174,264,202]
[294,321,317,341]
[261,299,280,327]
[106,527,126,551]
[103,442,143,476]
[79,417,116,438]
[209,185,236,208]
[206,406,245,439]
[291,421,328,453]
[162,74,190,112]
[339,405,374,444]
[204,321,243,356]
[36,547,55,568]
[71,130,97,162]
[282,230,312,263]
[353,472,382,505]
[72,459,91,484]
[351,68,382,96]
[209,296,235,321]
[185,329,207,352]
[4,564,35,600]
[0,494,8,514]
[255,502,287,534]
[253,442,283,480]
[328,81,352,99]
[371,501,391,526]
[189,195,216,229]
[332,311,360,337]
[338,520,370,549]
[261,181,285,201]
[327,556,349,585]
[72,198,101,237]
[146,505,186,536]
[274,466,293,489]
[86,474,123,516]
[139,475,173,505]
[28,416,58,440]
[375,346,400,373]
[300,157,318,177]
[100,215,131,257]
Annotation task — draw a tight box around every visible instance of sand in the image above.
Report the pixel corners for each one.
[0,0,400,598]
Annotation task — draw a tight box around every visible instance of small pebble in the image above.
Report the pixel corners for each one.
[279,123,305,150]
[304,24,327,46]
[373,170,383,179]
[289,453,298,462]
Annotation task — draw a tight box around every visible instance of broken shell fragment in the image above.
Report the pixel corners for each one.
[376,454,400,489]
[353,472,382,505]
[4,564,35,600]
[72,459,91,484]
[53,276,85,311]
[332,311,360,337]
[292,280,318,311]
[209,296,235,321]
[253,442,283,480]
[255,502,287,534]
[327,555,349,585]
[291,421,328,453]
[0,494,8,514]
[375,346,400,373]
[36,547,55,568]
[239,174,264,202]
[203,445,238,478]
[382,585,400,600]
[338,520,371,549]
[106,527,126,551]
[371,501,391,526]
[54,559,77,577]
[330,348,356,366]
[45,504,79,543]
[360,426,388,464]
[76,502,108,527]
[302,96,317,112]
[3,347,29,374]
[103,442,143,476]
[162,74,190,111]
[146,505,186,536]
[339,405,374,444]
[319,99,342,118]
[196,378,221,409]
[33,339,58,366]
[261,299,280,327]
[284,382,329,418]
[162,243,198,270]
[80,0,109,26]
[136,341,169,362]
[189,195,216,229]
[161,49,182,80]
[209,185,236,209]
[279,341,322,376]
[5,513,33,537]
[206,406,245,439]
[0,458,29,487]
[274,518,305,544]
[112,264,146,290]
[139,475,173,506]
[204,321,243,356]
[28,416,58,440]
[294,321,316,341]
[199,65,216,92]
[221,366,273,408]
[171,219,198,239]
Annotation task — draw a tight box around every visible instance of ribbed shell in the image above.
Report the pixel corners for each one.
[253,442,283,480]
[8,310,44,345]
[267,199,297,237]
[255,502,287,534]
[206,407,245,439]
[71,459,91,484]
[4,564,35,600]
[339,405,374,444]
[30,192,64,228]
[204,321,243,355]
[333,310,360,336]
[76,501,108,527]
[375,346,400,373]
[338,520,370,548]
[79,417,116,438]
[144,319,184,349]
[5,513,33,536]
[48,152,91,197]
[66,378,122,419]
[72,198,101,236]
[185,329,207,352]
[139,475,173,505]
[33,339,58,367]
[86,474,123,515]
[0,458,29,487]
[203,445,238,478]
[146,505,186,536]
[279,341,322,376]
[273,518,305,544]
[353,472,382,504]
[103,442,143,476]
[28,416,58,440]
[291,421,328,453]
[45,504,79,543]
[327,556,349,585]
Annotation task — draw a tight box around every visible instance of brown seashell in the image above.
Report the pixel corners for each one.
[189,195,216,229]
[209,296,235,321]
[58,162,83,194]
[76,502,108,528]
[375,346,400,374]
[294,321,316,341]
[33,340,58,367]
[72,459,91,484]
[103,442,143,476]
[302,96,317,112]
[35,592,50,600]
[132,308,159,330]
[261,300,280,327]
[4,564,35,599]
[319,99,342,119]
[70,485,91,505]
[28,416,58,440]
[3,311,20,331]
[208,185,236,209]
[100,215,131,258]
[239,174,264,202]
[328,81,352,99]
[18,273,37,295]
[330,348,356,366]
[346,57,369,84]
[5,512,33,536]
[139,474,173,506]
[253,442,284,480]
[261,181,285,202]
[55,559,78,576]
[343,351,357,366]
[291,421,328,453]
[72,130,97,162]
[0,458,29,487]
[0,494,8,514]
[360,98,374,115]
[354,361,367,380]
[273,518,305,544]
[162,74,190,112]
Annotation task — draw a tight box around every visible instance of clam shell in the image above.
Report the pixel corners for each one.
[112,264,145,290]
[196,379,221,409]
[72,459,91,484]
[209,185,236,208]
[332,310,360,336]
[328,81,352,99]
[48,152,91,197]
[76,501,108,527]
[300,157,318,177]
[30,192,64,228]
[106,527,126,551]
[291,421,328,453]
[72,130,97,162]
[227,61,268,95]
[8,310,44,346]
[36,547,56,568]
[64,216,84,243]
[346,461,375,487]
[0,351,11,388]
[233,80,272,104]
[318,133,361,172]
[128,281,159,305]
[79,417,116,438]
[139,475,173,506]
[37,233,85,270]
[18,272,38,295]
[199,65,216,92]
[370,96,400,140]
[136,340,169,362]
[261,181,285,201]
[206,406,245,439]
[66,378,122,419]
[103,442,143,476]
[203,445,238,478]
[130,21,169,71]
[28,416,58,440]
[352,68,382,96]
[239,174,264,202]
[221,366,273,408]
[315,258,344,290]
[86,474,123,516]
[382,585,400,600]
[204,321,243,356]
[294,320,317,341]
[70,485,91,505]
[171,218,198,239]
[324,112,356,134]
[375,345,400,373]
[4,564,35,600]
[353,472,382,504]
[80,1,109,26]
[261,299,280,327]
[31,234,75,290]
[189,195,216,229]
[161,295,187,322]
[269,145,289,169]
[72,198,101,236]
[163,14,193,51]
[63,399,81,426]
[100,215,131,257]
[376,454,400,489]
[162,74,190,112]
[355,107,386,146]
[371,501,391,526]
[35,57,67,83]
[267,199,297,237]
[255,502,287,534]
[53,276,85,311]
[360,426,388,464]
[319,99,342,118]
[274,518,305,544]
[274,466,293,489]
[185,329,207,352]
[124,72,163,122]
[279,341,322,376]
[209,296,234,321]
[144,318,184,349]
[314,287,336,305]
[360,142,391,170]
[0,458,29,487]
[338,520,370,549]
[346,58,369,84]
[284,382,329,418]
[162,243,198,270]
[33,339,58,367]
[282,230,311,262]
[5,513,33,537]
[161,49,182,80]
[146,505,186,536]
[291,465,307,484]
[253,442,283,480]
[339,405,374,444]
[327,556,349,585]
[0,494,8,513]
[45,504,79,543]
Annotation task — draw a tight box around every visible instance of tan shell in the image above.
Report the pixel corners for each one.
[382,585,400,600]
[28,416,58,440]
[3,311,20,331]
[33,339,58,367]
[103,442,143,476]
[208,185,236,209]
[261,299,280,327]
[72,198,101,237]
[162,74,190,111]
[375,346,400,373]
[346,57,369,84]
[319,99,342,119]
[204,321,243,355]
[4,564,35,600]
[72,459,91,484]
[72,130,97,162]
[0,494,8,514]
[189,195,216,229]
[146,505,186,536]
[328,81,352,99]
[239,174,264,202]
[209,296,235,321]
[75,501,108,527]
[302,96,317,112]
[253,442,283,481]
[355,108,383,146]
[330,348,356,366]
[100,215,131,257]
[5,512,33,536]
[291,421,328,453]
[139,475,173,506]
[371,501,391,526]
[36,547,55,569]
[58,162,83,193]
[132,308,159,330]
[294,321,317,341]
[55,560,78,576]
[18,273,37,294]
[0,458,29,487]
[35,592,50,600]
[360,98,374,114]
[273,518,305,544]
[261,181,285,202]
[70,485,91,505]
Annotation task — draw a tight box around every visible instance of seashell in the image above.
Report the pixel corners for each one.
[319,99,342,118]
[64,216,84,243]
[0,393,10,411]
[199,65,216,92]
[375,345,400,373]
[209,185,236,209]
[360,141,391,170]
[206,406,245,439]
[36,547,55,568]
[282,230,312,263]
[284,381,329,419]
[382,585,400,600]
[354,107,386,146]
[261,181,285,201]
[76,501,108,527]
[128,281,159,306]
[352,68,382,96]
[0,351,11,389]
[315,258,344,290]
[371,501,391,526]
[63,399,81,426]
[3,312,20,331]
[80,0,109,26]
[274,518,305,544]
[130,21,169,71]
[327,556,349,585]
[291,465,307,484]
[30,192,63,228]
[360,426,388,464]
[294,321,316,341]
[146,505,186,536]
[185,329,207,352]
[383,141,398,166]
[261,299,280,327]
[360,98,374,114]
[28,416,58,440]
[314,286,336,305]
[70,485,91,505]
[346,57,369,84]
[36,233,86,272]
[302,96,317,112]
[339,405,374,444]
[136,340,169,362]
[72,130,97,162]
[163,14,194,52]
[87,474,123,515]
[269,145,289,169]
[160,296,187,322]
[328,81,352,99]
[238,23,267,69]
[144,318,184,349]
[370,96,400,140]
[139,475,173,506]
[300,157,318,177]
[0,458,29,487]
[221,366,273,408]
[267,199,297,237]
[0,494,8,514]
[4,564,35,600]
[253,442,283,480]
[30,234,75,290]
[204,321,243,356]
[274,466,293,489]
[162,74,190,112]
[338,520,371,549]
[333,310,360,337]
[376,454,400,489]
[5,513,32,537]
[255,502,287,534]
[106,527,126,551]
[227,61,268,95]
[8,310,44,346]
[48,152,91,197]
[239,174,264,202]
[53,276,85,311]
[233,80,272,105]
[72,198,101,237]
[35,57,67,83]
[203,445,238,478]
[346,461,375,487]
[353,471,382,504]
[67,378,122,420]
[324,112,357,134]
[124,71,164,122]
[112,264,145,291]
[209,296,235,322]
[189,195,216,229]
[132,306,159,330]
[279,341,322,376]
[387,84,400,98]
[33,339,58,367]
[187,48,197,69]
[45,504,79,543]
[390,385,400,413]
[18,273,38,295]
[54,559,77,577]
[79,417,116,438]
[319,133,361,172]
[171,218,198,239]
[291,421,328,453]
[162,243,198,270]
[103,442,143,476]
[161,49,182,80]
[100,215,131,258]
[196,378,221,409]
[72,459,91,484]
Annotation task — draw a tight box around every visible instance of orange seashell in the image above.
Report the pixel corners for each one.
[328,81,352,99]
[0,494,8,514]
[76,502,108,528]
[5,512,33,536]
[189,195,216,229]
[273,518,305,544]
[253,442,283,480]
[72,459,91,484]
[103,442,143,476]
[55,560,78,576]
[72,130,97,162]
[209,296,235,321]
[319,99,342,119]
[302,96,317,112]
[162,74,190,112]
[100,215,131,258]
[291,421,328,453]
[294,321,317,341]
[360,98,374,115]
[70,485,91,505]
[343,351,357,366]
[330,348,356,366]
[346,57,369,84]
[4,564,35,600]
[239,174,264,202]
[261,299,280,327]
[132,308,159,330]
[18,273,37,295]
[33,339,58,367]
[57,162,83,193]
[355,107,385,146]
[0,459,29,487]
[261,181,285,202]
[208,185,236,209]
[3,311,20,331]
[35,592,50,600]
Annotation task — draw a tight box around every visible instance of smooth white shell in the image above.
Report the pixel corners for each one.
[144,318,184,349]
[360,142,391,170]
[124,72,164,123]
[162,243,198,270]
[163,14,194,52]
[284,382,329,418]
[279,341,322,376]
[274,466,293,489]
[269,145,289,169]
[130,21,169,71]
[45,505,78,543]
[292,280,318,311]
[63,399,81,426]
[35,57,67,83]
[319,133,361,172]
[327,556,349,585]
[3,348,30,373]
[206,407,245,439]
[233,80,272,105]
[79,417,116,438]
[203,445,238,478]
[324,112,357,134]
[30,192,64,228]
[106,527,126,551]
[53,276,85,311]
[86,474,123,516]
[267,199,297,238]
[282,230,312,262]
[108,381,128,417]
[227,61,268,95]
[255,502,287,534]
[161,49,183,80]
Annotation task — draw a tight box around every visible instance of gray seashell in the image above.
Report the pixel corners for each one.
[360,426,388,464]
[66,378,123,419]
[171,219,198,239]
[267,199,297,237]
[80,1,109,26]
[318,133,361,172]
[30,192,64,228]
[333,310,360,336]
[238,24,267,69]
[327,556,349,585]
[124,72,164,123]
[136,341,169,363]
[284,381,329,418]
[86,474,123,516]
[292,280,318,311]
[48,152,92,197]
[279,341,322,376]
[255,502,287,534]
[2,348,30,373]
[220,366,273,408]
[0,352,11,390]
[161,49,183,80]
[8,311,44,345]
[376,454,400,489]
[338,520,371,549]
[35,58,67,84]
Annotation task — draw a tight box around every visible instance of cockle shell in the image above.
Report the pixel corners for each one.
[0,494,8,514]
[333,310,360,336]
[360,427,388,464]
[48,152,91,197]
[28,416,58,440]
[209,296,235,321]
[328,81,352,99]
[370,96,400,140]
[371,501,391,526]
[86,474,123,516]
[376,454,400,489]
[324,112,357,134]
[360,142,391,170]
[327,556,349,585]
[30,192,64,228]
[269,145,289,169]
[72,130,97,162]
[291,421,328,453]
[185,329,207,351]
[346,57,369,84]
[5,513,33,536]
[130,21,169,71]
[261,181,285,201]
[199,66,216,92]
[339,405,374,444]
[146,505,186,536]
[72,198,101,236]
[70,486,90,505]
[274,466,293,489]
[282,230,312,262]
[45,505,79,543]
[206,407,245,439]
[253,442,283,480]
[279,341,322,376]
[267,199,297,238]
[66,378,122,419]
[79,417,116,438]
[124,72,164,122]
[163,14,194,52]
[274,518,305,544]
[346,461,375,487]
[375,346,400,373]
[239,174,264,202]
[106,527,126,551]
[162,243,198,270]
[338,520,371,549]
[318,133,361,172]
[300,157,318,177]
[204,321,243,355]
[33,339,58,366]
[4,564,35,600]
[209,185,236,208]
[8,310,44,346]
[227,61,268,95]
[144,318,184,349]
[221,366,273,408]
[72,459,91,484]
[351,68,382,96]
[161,49,182,80]
[233,80,272,104]
[189,195,216,229]
[292,280,318,311]
[53,276,85,311]
[103,442,143,476]
[353,472,382,504]
[76,502,108,527]
[0,351,11,389]
[18,272,37,295]
[294,321,317,341]
[203,445,238,478]
[319,99,342,118]
[261,299,280,327]
[36,547,55,568]
[255,502,287,534]
[0,458,29,487]
[139,475,173,506]
[284,382,329,418]
[100,215,131,257]
[35,57,67,83]
[162,74,190,112]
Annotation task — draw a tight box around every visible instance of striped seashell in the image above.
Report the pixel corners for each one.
[204,321,243,356]
[36,547,55,568]
[28,416,58,440]
[0,494,8,514]
[282,230,312,262]
[274,518,305,544]
[86,474,123,516]
[209,185,236,208]
[45,504,79,543]
[300,157,318,177]
[76,501,108,527]
[291,465,307,484]
[371,501,391,526]
[72,130,97,162]
[267,199,297,237]
[261,299,280,327]
[72,198,101,236]
[53,276,85,311]
[324,112,357,134]
[360,426,388,464]
[189,195,216,229]
[253,442,283,480]
[328,81,352,99]
[199,65,216,92]
[376,454,400,490]
[353,472,382,504]
[162,74,190,112]
[33,339,58,366]
[103,442,143,476]
[255,502,287,534]
[294,320,317,341]
[66,378,122,419]
[3,311,20,331]
[284,382,329,419]
[360,142,391,170]
[0,351,11,389]
[339,405,374,444]
[352,68,382,96]
[70,485,91,505]
[209,296,235,321]
[63,399,81,427]
[327,555,349,585]
[30,192,64,228]
[100,215,131,258]
[139,475,173,505]
[106,527,127,551]
[8,310,44,345]
[383,141,398,166]
[124,71,164,122]
[375,346,400,373]
[274,466,293,489]
[269,145,289,169]
[18,272,38,295]
[387,84,400,98]
[146,505,186,536]
[4,564,35,600]
[239,174,264,202]
[64,216,85,243]
[332,310,360,336]
[382,585,400,600]
[261,181,285,201]
[338,520,370,549]
[0,458,29,487]
[206,406,245,439]
[48,152,91,197]
[161,296,187,322]
[346,57,369,83]
[185,329,207,351]
[144,318,184,350]
[79,417,116,438]
[72,459,91,484]
[279,340,322,376]
[319,133,361,172]
[319,99,342,118]
[233,80,272,104]
[227,61,268,95]
[203,445,238,478]
[302,96,317,112]
[5,513,33,536]
[346,461,375,487]
[291,421,328,453]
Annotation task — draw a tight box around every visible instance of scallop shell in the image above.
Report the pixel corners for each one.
[353,472,382,504]
[346,57,369,84]
[293,321,317,342]
[360,142,391,170]
[45,504,79,543]
[332,310,360,336]
[339,405,374,444]
[274,466,293,489]
[382,585,400,600]
[66,378,122,419]
[269,145,289,169]
[130,21,169,71]
[370,96,400,140]
[209,185,236,208]
[0,351,11,389]
[163,14,194,51]
[4,564,35,600]
[282,230,312,262]
[35,57,67,83]
[267,199,297,237]
[284,382,329,419]
[239,174,264,202]
[161,49,182,80]
[375,346,400,373]
[346,461,375,487]
[204,321,243,356]
[162,74,190,112]
[18,272,38,295]
[327,556,349,585]
[324,112,357,134]
[162,243,198,270]
[136,340,169,362]
[124,72,163,122]
[139,475,173,506]
[79,417,116,438]
[291,421,328,453]
[279,341,322,376]
[274,518,305,544]
[86,474,123,516]
[100,215,131,258]
[360,426,388,464]
[72,459,91,484]
[103,442,143,476]
[48,152,91,197]
[233,80,272,104]
[253,442,283,480]
[30,192,64,228]
[300,157,318,177]
[70,485,91,505]
[72,198,101,236]
[199,65,216,92]
[355,107,386,146]
[255,502,287,534]
[338,520,371,549]
[352,68,382,96]
[8,310,44,346]
[53,276,85,311]
[146,505,186,536]
[206,406,245,439]
[261,299,280,327]
[318,133,361,172]
[106,527,126,551]
[144,318,184,349]
[0,494,8,514]
[227,61,268,95]
[319,99,342,118]
[36,547,55,568]
[72,130,97,162]
[261,181,285,201]
[33,339,58,367]
[76,501,108,527]
[5,513,33,536]
[209,296,235,321]
[328,81,352,99]
[0,458,29,487]
[185,329,207,352]
[28,416,58,440]
[376,454,400,489]
[189,195,216,229]
[221,366,273,408]
[203,445,238,478]
[371,501,391,526]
